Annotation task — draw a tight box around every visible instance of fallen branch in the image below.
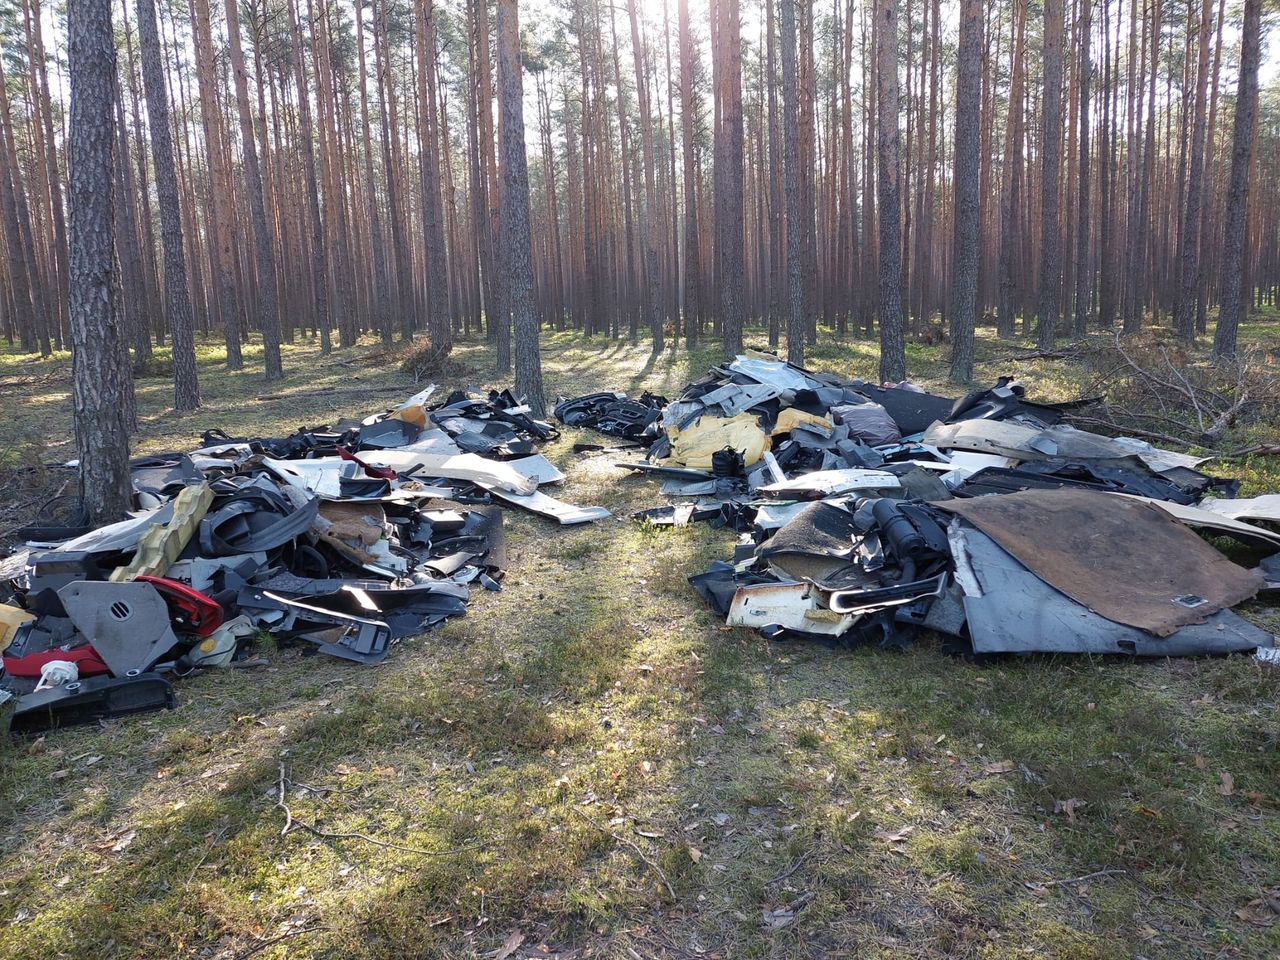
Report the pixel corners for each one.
[1043,867,1127,887]
[988,344,1097,364]
[276,763,477,857]
[1219,444,1280,459]
[1065,415,1212,452]
[231,926,323,960]
[1200,388,1249,444]
[569,807,676,900]
[254,384,410,402]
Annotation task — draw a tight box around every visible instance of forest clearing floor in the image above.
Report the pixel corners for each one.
[1,321,1280,959]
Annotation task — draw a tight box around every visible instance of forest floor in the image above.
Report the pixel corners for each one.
[1,321,1279,959]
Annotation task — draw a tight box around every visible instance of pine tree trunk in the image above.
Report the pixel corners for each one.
[1213,0,1260,358]
[0,58,39,356]
[373,0,411,343]
[112,74,152,366]
[949,0,981,382]
[716,0,746,356]
[136,0,199,406]
[628,0,666,352]
[1175,0,1211,342]
[355,0,392,343]
[997,0,1025,337]
[874,0,905,382]
[0,59,53,355]
[68,0,132,525]
[678,0,700,345]
[1196,0,1225,333]
[496,0,545,412]
[1072,0,1092,335]
[27,0,70,344]
[225,0,283,378]
[288,0,331,352]
[1036,0,1064,348]
[416,0,452,355]
[190,0,243,368]
[781,0,804,364]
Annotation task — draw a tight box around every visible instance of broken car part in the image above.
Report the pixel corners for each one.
[9,673,176,734]
[57,580,184,676]
[937,489,1262,637]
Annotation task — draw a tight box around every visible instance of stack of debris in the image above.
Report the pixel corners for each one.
[557,352,1279,658]
[0,386,610,734]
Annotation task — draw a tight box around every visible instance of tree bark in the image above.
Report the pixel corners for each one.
[135,0,198,407]
[288,0,331,352]
[416,0,452,354]
[997,0,1025,337]
[496,0,545,413]
[1175,0,1211,342]
[678,0,700,345]
[27,0,70,344]
[874,0,905,382]
[780,0,804,364]
[0,57,39,356]
[1072,0,1093,335]
[354,0,392,343]
[949,0,981,382]
[1037,0,1064,349]
[716,0,745,356]
[190,0,243,368]
[225,0,283,378]
[628,0,666,352]
[68,0,132,525]
[1213,0,1260,357]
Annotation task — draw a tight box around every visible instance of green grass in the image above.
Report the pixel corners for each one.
[1,321,1278,958]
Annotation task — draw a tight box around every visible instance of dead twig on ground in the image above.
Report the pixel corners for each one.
[1043,867,1128,887]
[1082,333,1275,450]
[1219,444,1280,458]
[254,384,409,402]
[986,341,1100,364]
[276,763,477,857]
[765,847,816,885]
[231,925,324,960]
[569,807,676,900]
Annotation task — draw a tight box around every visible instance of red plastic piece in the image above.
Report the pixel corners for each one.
[135,575,225,637]
[336,445,398,481]
[3,645,110,677]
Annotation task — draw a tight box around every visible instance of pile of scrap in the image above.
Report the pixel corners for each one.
[557,352,1279,659]
[0,386,608,734]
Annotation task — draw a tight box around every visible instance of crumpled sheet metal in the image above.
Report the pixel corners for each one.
[923,420,1140,463]
[726,581,858,636]
[56,504,176,555]
[938,489,1263,637]
[696,382,784,416]
[725,354,817,393]
[951,521,1273,656]
[473,479,611,525]
[359,449,539,494]
[758,468,901,498]
[757,501,862,583]
[665,412,768,469]
[1197,494,1280,524]
[1118,495,1280,550]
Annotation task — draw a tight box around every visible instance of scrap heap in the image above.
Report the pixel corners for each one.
[556,352,1279,659]
[0,386,610,734]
